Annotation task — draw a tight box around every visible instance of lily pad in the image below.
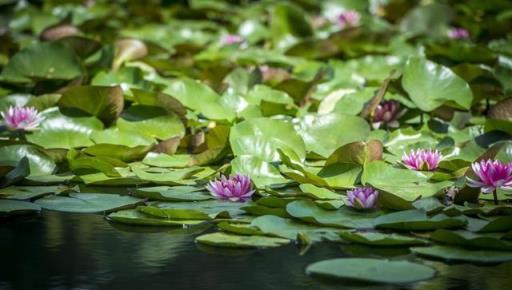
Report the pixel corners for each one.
[0,200,41,216]
[340,230,427,246]
[402,57,473,111]
[374,210,467,231]
[34,193,143,213]
[306,258,436,284]
[195,232,290,248]
[135,186,212,201]
[411,245,512,264]
[107,209,204,226]
[286,200,378,229]
[139,200,245,220]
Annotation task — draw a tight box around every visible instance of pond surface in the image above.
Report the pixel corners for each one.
[0,212,511,290]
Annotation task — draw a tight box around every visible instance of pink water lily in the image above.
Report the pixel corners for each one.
[1,106,44,131]
[466,159,512,193]
[346,186,379,209]
[207,174,255,202]
[338,10,360,28]
[447,27,469,40]
[402,149,442,171]
[373,100,402,128]
[221,34,244,46]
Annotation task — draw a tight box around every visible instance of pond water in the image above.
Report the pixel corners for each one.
[0,212,511,290]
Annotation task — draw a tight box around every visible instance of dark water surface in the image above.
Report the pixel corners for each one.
[0,212,511,290]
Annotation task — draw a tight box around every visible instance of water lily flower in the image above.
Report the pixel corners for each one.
[402,149,443,171]
[447,27,469,40]
[1,106,44,131]
[337,10,360,28]
[466,160,512,204]
[220,34,244,46]
[346,186,379,209]
[373,100,402,128]
[207,174,255,202]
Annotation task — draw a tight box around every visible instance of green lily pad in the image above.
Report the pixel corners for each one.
[135,186,212,201]
[34,193,143,213]
[0,145,56,176]
[411,245,512,264]
[374,210,467,231]
[195,232,290,248]
[340,230,427,246]
[230,117,306,162]
[286,200,378,229]
[306,258,436,284]
[430,229,512,251]
[402,57,473,111]
[293,113,370,158]
[299,184,342,200]
[0,42,82,83]
[0,185,72,200]
[107,209,204,226]
[139,200,245,220]
[251,215,340,241]
[58,85,124,126]
[0,200,41,216]
[164,78,235,121]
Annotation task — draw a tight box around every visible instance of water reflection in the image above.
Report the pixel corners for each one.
[0,212,511,290]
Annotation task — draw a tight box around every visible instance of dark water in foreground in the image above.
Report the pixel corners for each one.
[0,212,511,290]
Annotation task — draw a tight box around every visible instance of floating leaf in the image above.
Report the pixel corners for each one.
[0,42,82,83]
[306,258,436,284]
[58,85,124,126]
[293,113,370,158]
[374,210,467,231]
[34,193,143,213]
[195,232,290,248]
[411,245,512,264]
[340,230,427,246]
[0,200,41,216]
[286,200,378,229]
[230,118,306,162]
[402,57,473,111]
[107,209,204,226]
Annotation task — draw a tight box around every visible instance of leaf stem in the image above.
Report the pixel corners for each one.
[493,190,498,205]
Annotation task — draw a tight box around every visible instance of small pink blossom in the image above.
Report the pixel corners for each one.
[1,106,44,131]
[447,27,469,40]
[346,186,379,209]
[207,174,255,202]
[338,10,360,28]
[373,100,402,128]
[466,160,512,194]
[221,34,244,46]
[402,149,443,171]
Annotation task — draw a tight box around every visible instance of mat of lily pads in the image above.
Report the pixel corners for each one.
[1,0,512,286]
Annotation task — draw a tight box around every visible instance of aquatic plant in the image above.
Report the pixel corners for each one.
[207,174,255,202]
[467,160,512,204]
[346,187,379,209]
[1,106,44,131]
[402,149,442,171]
